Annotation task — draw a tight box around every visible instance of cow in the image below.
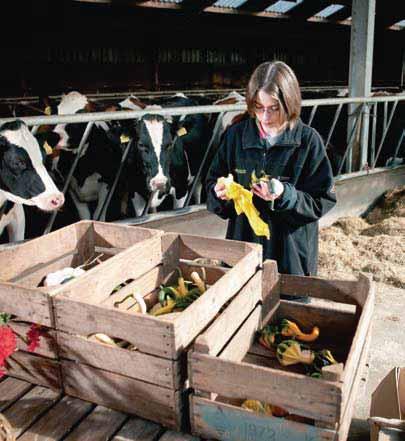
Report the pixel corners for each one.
[0,120,64,242]
[51,91,124,221]
[128,93,210,216]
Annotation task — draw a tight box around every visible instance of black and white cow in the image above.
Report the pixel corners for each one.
[128,94,209,216]
[52,91,124,221]
[0,120,64,242]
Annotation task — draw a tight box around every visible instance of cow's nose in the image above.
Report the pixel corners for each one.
[48,192,65,209]
[150,176,168,191]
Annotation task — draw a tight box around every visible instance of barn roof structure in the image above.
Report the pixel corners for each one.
[72,0,404,31]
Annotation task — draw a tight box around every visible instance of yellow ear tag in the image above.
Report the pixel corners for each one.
[120,134,130,144]
[44,106,52,116]
[177,127,187,137]
[43,141,53,155]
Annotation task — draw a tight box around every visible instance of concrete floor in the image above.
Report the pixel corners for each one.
[348,283,405,440]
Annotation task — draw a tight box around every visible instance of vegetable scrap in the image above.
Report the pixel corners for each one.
[217,174,270,239]
[0,316,45,378]
[258,318,337,377]
[149,267,207,316]
[44,267,86,287]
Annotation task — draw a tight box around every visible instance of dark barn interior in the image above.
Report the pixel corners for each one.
[0,0,404,97]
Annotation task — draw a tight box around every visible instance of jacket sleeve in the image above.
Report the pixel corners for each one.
[274,129,337,226]
[205,130,235,220]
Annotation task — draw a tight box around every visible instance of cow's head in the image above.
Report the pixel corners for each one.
[0,120,64,211]
[52,92,90,150]
[135,114,173,194]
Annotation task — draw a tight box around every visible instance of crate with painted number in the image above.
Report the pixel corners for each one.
[0,220,162,389]
[189,259,374,441]
[52,232,262,430]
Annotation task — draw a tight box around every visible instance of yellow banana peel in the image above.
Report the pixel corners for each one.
[218,174,270,239]
[150,298,176,316]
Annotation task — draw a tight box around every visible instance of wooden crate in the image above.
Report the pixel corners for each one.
[189,259,374,441]
[52,233,263,430]
[0,220,162,389]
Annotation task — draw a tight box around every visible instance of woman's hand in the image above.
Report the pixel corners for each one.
[214,181,229,200]
[252,179,284,201]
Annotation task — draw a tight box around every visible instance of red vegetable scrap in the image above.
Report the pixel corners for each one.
[0,326,17,378]
[26,324,43,353]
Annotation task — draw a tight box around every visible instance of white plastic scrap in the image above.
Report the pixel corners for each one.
[44,267,86,287]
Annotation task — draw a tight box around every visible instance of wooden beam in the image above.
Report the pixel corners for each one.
[180,0,217,13]
[238,0,278,13]
[376,2,405,29]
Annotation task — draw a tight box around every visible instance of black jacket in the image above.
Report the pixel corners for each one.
[206,117,337,276]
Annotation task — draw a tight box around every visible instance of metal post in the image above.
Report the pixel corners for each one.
[184,111,225,207]
[372,101,398,168]
[325,104,343,149]
[392,129,405,160]
[43,122,94,234]
[337,107,363,175]
[347,0,376,171]
[95,139,134,221]
[307,105,318,127]
[370,102,377,167]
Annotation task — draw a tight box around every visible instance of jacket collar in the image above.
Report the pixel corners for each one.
[242,117,303,150]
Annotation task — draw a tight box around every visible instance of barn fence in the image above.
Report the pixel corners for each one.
[0,94,404,234]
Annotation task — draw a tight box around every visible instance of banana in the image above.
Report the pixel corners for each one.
[150,298,176,316]
[177,276,188,296]
[190,271,206,293]
[89,333,116,346]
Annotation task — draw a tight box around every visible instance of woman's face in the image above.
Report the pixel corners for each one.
[254,90,283,131]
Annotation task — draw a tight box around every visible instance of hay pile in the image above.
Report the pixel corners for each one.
[318,186,405,288]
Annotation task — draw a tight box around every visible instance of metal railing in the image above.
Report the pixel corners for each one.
[0,93,404,232]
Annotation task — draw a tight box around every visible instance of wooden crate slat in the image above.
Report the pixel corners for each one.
[3,385,61,438]
[219,306,261,362]
[277,300,358,339]
[100,265,167,308]
[63,405,128,441]
[62,360,181,429]
[0,283,52,327]
[54,298,176,358]
[339,325,372,441]
[51,235,162,304]
[173,249,262,357]
[0,223,81,281]
[10,322,57,358]
[190,352,342,423]
[280,274,362,306]
[9,250,78,286]
[179,234,260,267]
[191,396,337,441]
[159,430,200,440]
[179,263,228,287]
[110,417,162,441]
[73,220,96,265]
[92,222,159,248]
[341,275,375,412]
[17,395,94,441]
[5,351,62,390]
[0,377,33,412]
[58,331,180,389]
[193,271,262,356]
[261,260,280,323]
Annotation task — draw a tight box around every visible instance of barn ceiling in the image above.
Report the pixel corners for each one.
[72,0,405,30]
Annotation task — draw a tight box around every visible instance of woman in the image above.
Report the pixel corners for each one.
[206,61,336,276]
